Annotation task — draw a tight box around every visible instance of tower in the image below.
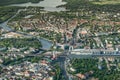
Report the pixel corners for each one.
[69,46,74,52]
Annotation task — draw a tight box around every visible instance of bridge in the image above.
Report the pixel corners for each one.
[39,48,49,51]
[67,48,120,58]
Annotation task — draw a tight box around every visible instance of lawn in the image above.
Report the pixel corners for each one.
[92,0,120,5]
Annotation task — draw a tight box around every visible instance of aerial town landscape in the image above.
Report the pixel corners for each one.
[0,0,120,80]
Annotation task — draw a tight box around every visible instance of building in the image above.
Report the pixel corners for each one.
[2,32,22,38]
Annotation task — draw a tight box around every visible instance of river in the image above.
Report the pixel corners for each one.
[0,0,66,47]
[0,9,25,31]
[0,22,12,31]
[9,0,66,12]
[0,9,53,50]
[39,38,52,50]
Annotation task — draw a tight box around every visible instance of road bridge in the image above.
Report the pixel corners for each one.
[67,49,120,58]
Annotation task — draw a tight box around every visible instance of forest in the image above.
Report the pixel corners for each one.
[0,0,43,6]
[0,38,42,49]
[62,0,120,12]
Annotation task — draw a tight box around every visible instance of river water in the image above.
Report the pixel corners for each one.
[39,38,52,50]
[10,0,66,12]
[0,22,12,31]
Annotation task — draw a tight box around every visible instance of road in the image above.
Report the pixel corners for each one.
[51,55,69,80]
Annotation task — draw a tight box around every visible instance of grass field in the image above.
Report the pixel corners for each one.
[92,0,120,5]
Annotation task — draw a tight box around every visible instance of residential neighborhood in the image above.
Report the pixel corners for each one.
[0,0,120,80]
